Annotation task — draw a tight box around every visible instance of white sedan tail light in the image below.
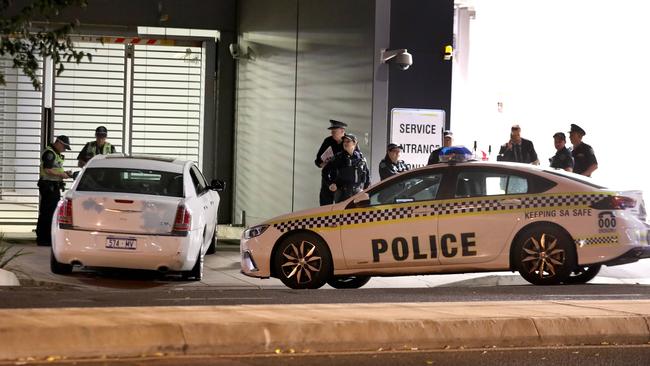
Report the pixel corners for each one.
[172,205,191,236]
[57,198,73,228]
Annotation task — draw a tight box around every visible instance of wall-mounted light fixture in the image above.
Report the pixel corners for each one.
[380,48,413,70]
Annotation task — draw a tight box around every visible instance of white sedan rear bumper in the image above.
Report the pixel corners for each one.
[52,228,200,271]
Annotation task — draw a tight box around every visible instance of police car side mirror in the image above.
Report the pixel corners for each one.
[350,193,370,208]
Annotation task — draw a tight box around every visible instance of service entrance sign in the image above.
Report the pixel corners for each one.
[390,108,446,169]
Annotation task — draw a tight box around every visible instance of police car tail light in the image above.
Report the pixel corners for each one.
[591,196,637,210]
[57,198,73,228]
[172,205,191,235]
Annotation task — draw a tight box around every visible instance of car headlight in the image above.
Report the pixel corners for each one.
[243,224,270,240]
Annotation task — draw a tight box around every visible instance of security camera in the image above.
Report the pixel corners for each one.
[229,43,254,60]
[380,48,413,70]
[229,43,241,59]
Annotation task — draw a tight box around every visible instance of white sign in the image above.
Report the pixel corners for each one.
[390,108,446,169]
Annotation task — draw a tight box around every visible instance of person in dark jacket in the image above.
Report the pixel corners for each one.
[497,124,539,164]
[315,119,347,205]
[324,134,370,203]
[549,132,573,172]
[568,123,598,177]
[379,143,408,180]
[427,130,453,165]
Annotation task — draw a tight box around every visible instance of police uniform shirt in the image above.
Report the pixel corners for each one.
[77,142,116,162]
[572,142,597,175]
[427,147,444,165]
[42,145,57,170]
[550,146,574,170]
[325,150,370,189]
[379,157,408,180]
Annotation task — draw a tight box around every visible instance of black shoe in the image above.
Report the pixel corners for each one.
[36,241,51,247]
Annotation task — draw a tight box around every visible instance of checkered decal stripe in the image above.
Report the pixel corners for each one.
[271,194,610,233]
[577,235,619,246]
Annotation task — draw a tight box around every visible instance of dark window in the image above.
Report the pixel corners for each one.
[369,173,443,205]
[189,166,207,195]
[76,168,184,197]
[545,170,605,189]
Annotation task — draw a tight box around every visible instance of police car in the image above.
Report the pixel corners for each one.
[240,148,649,289]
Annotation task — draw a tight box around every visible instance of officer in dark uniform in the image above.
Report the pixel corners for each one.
[427,130,453,165]
[568,123,598,177]
[315,119,348,205]
[379,143,408,180]
[549,132,574,172]
[36,135,73,246]
[324,134,370,203]
[77,125,116,168]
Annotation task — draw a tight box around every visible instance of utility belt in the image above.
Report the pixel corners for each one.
[38,179,65,192]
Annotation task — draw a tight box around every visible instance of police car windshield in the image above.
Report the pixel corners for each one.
[544,169,606,189]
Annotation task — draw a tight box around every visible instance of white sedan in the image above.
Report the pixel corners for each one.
[51,154,223,280]
[241,160,649,289]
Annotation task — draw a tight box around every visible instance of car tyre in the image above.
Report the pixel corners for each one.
[327,275,371,289]
[50,249,73,275]
[273,232,332,289]
[565,265,601,284]
[513,225,576,285]
[206,227,217,255]
[182,251,203,281]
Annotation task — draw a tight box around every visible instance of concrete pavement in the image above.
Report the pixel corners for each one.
[1,300,650,361]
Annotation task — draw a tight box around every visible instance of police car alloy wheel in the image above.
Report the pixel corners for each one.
[514,225,576,285]
[565,265,601,284]
[273,233,332,290]
[327,275,371,289]
[50,248,73,275]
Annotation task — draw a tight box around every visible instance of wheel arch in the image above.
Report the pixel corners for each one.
[270,229,333,278]
[508,221,576,271]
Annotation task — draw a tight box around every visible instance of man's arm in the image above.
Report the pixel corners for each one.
[314,139,329,167]
[77,143,90,168]
[43,152,71,179]
[527,140,539,165]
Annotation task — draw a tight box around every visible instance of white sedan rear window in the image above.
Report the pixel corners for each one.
[77,168,184,197]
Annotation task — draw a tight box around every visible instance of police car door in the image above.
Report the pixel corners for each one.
[339,170,444,269]
[437,166,526,265]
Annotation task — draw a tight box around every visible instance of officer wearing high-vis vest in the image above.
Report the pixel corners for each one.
[36,135,73,246]
[77,126,116,168]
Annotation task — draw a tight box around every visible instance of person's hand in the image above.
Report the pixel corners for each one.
[320,161,327,168]
[328,183,337,192]
[506,141,513,150]
[65,170,73,178]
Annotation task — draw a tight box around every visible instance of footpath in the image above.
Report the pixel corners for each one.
[1,300,650,361]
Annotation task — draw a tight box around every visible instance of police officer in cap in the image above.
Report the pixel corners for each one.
[36,135,73,246]
[77,125,116,168]
[315,119,348,205]
[569,123,598,177]
[428,130,453,165]
[549,132,574,172]
[324,133,370,203]
[379,143,408,180]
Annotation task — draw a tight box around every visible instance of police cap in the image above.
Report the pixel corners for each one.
[56,135,71,150]
[387,142,403,151]
[328,119,348,130]
[553,132,566,140]
[342,133,357,143]
[95,125,108,137]
[443,130,453,138]
[569,123,586,136]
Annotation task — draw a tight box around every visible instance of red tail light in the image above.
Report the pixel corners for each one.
[591,196,637,210]
[57,198,73,228]
[172,205,191,236]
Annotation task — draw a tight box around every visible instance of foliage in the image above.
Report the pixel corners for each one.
[0,0,92,90]
[0,232,30,269]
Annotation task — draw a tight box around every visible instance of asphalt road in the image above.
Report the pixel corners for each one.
[3,346,650,366]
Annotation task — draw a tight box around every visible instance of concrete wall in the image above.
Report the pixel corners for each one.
[234,0,375,225]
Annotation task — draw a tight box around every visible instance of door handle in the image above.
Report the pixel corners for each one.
[499,198,522,206]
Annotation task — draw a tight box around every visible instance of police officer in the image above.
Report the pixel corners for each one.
[379,143,408,180]
[315,119,348,205]
[77,126,116,168]
[36,135,73,246]
[324,134,370,203]
[427,130,453,165]
[568,123,598,177]
[549,132,574,172]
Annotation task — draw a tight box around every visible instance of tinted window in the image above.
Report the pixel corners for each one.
[369,173,442,205]
[189,166,207,195]
[77,168,184,197]
[455,171,528,198]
